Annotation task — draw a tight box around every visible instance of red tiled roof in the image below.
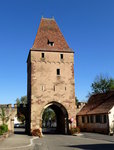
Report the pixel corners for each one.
[77,91,114,115]
[31,18,73,53]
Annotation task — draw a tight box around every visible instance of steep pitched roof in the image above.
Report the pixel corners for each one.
[77,91,114,115]
[31,18,73,53]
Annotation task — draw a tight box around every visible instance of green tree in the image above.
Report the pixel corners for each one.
[15,96,27,123]
[75,97,79,105]
[110,79,114,89]
[20,96,27,105]
[42,108,56,127]
[18,113,25,124]
[15,96,27,106]
[91,75,114,94]
[16,98,20,107]
[0,107,9,125]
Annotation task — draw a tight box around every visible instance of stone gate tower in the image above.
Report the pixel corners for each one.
[27,18,76,135]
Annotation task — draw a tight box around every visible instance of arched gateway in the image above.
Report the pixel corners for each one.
[41,101,68,134]
[26,17,76,135]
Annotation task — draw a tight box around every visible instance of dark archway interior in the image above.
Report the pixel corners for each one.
[42,103,68,134]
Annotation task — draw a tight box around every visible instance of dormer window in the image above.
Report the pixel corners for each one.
[48,40,54,46]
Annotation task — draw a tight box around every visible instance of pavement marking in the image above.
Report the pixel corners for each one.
[0,136,39,149]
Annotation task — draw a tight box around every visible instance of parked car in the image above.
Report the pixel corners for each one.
[14,123,20,128]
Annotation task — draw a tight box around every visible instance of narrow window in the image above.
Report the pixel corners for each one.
[96,115,101,123]
[41,53,45,58]
[54,85,55,91]
[57,69,60,75]
[60,54,63,60]
[42,85,44,91]
[87,116,90,123]
[65,86,66,91]
[103,115,107,123]
[82,116,85,123]
[90,115,94,123]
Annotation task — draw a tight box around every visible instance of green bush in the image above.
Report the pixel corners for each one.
[0,129,3,135]
[0,124,8,135]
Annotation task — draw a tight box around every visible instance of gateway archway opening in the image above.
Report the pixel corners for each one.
[42,102,68,134]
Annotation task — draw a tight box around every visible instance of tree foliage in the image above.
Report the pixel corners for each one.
[75,97,79,105]
[17,113,25,124]
[16,96,27,106]
[91,75,114,94]
[0,107,9,125]
[20,96,27,105]
[16,98,20,106]
[0,124,8,135]
[42,108,56,123]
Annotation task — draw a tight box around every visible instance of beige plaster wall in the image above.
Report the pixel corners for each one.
[77,115,109,134]
[108,106,114,134]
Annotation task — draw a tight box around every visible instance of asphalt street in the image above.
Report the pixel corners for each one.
[33,134,114,150]
[0,128,114,150]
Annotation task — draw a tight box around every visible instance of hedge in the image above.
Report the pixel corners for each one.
[0,124,8,135]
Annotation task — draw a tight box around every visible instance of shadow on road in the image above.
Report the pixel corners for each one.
[14,127,26,135]
[66,143,114,150]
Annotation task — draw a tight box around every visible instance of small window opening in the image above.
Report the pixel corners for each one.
[96,115,101,123]
[60,54,63,59]
[41,53,45,58]
[57,69,60,75]
[82,116,85,123]
[47,40,54,46]
[103,115,107,123]
[90,115,94,123]
[54,85,55,91]
[65,86,66,91]
[87,116,90,123]
[42,85,44,91]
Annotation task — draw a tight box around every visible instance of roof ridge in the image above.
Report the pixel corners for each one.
[91,90,114,97]
[41,17,55,21]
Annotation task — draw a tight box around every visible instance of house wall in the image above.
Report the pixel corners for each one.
[108,106,114,134]
[77,114,109,134]
[76,103,86,126]
[27,50,76,134]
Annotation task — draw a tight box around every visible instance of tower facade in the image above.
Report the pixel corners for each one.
[27,18,76,135]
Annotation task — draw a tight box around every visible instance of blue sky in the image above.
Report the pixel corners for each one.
[0,0,114,104]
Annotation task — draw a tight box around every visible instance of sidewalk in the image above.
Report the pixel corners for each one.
[0,134,33,150]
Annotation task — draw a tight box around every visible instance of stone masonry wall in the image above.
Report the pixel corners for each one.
[28,50,76,134]
[0,104,17,132]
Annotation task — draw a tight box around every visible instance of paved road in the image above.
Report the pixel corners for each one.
[0,128,114,150]
[81,132,114,142]
[33,134,114,150]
